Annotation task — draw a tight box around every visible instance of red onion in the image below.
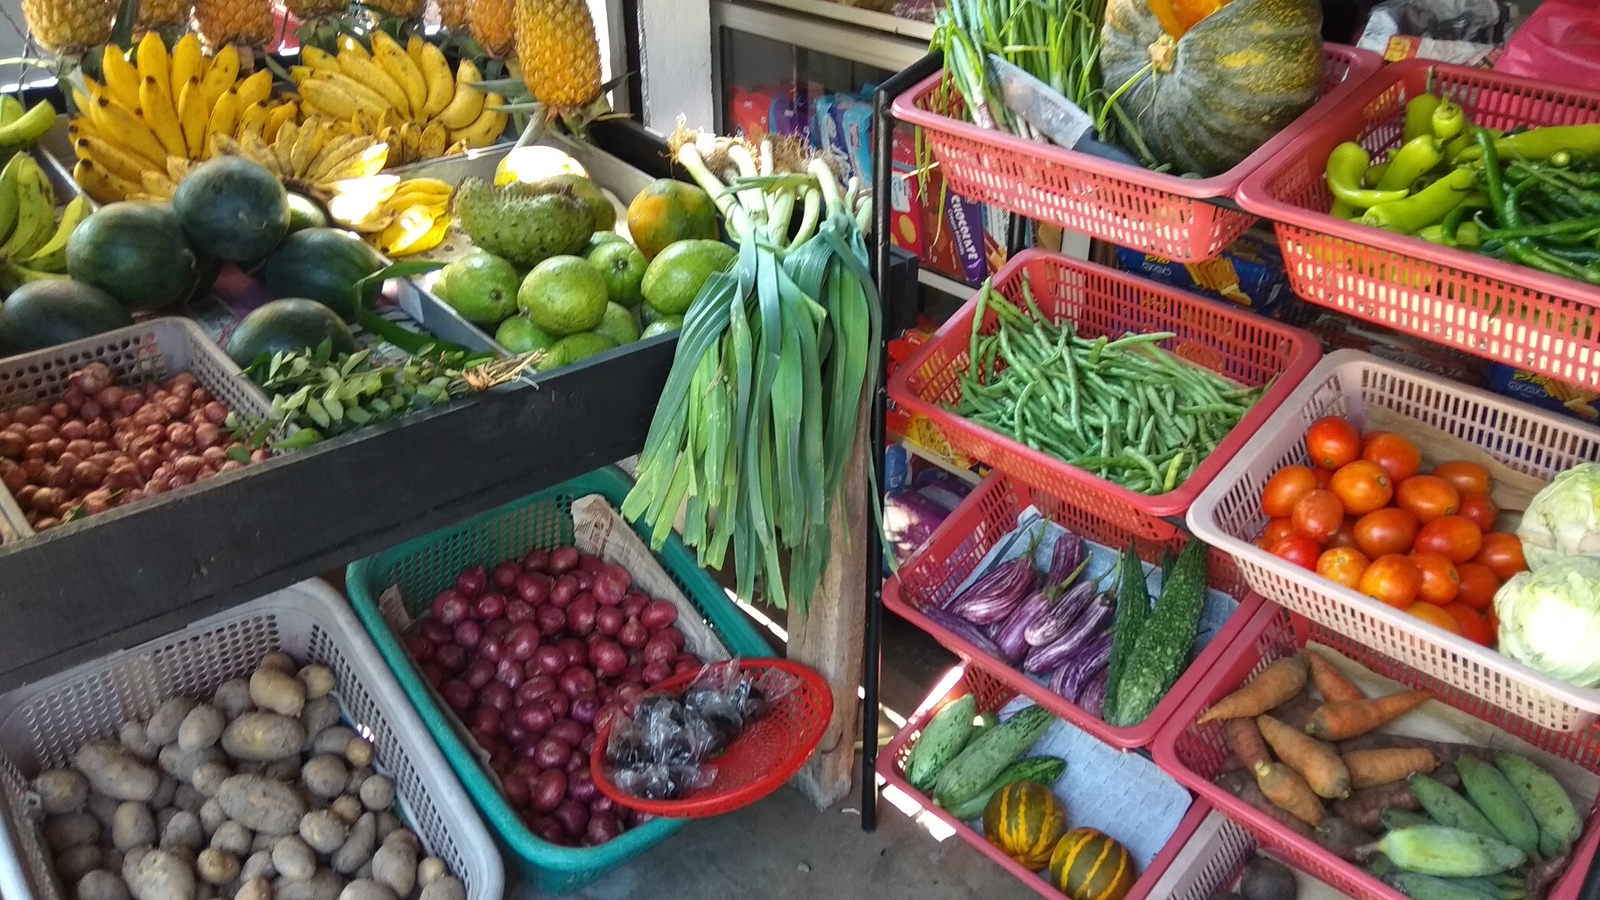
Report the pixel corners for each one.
[474,592,507,621]
[593,564,631,606]
[516,572,552,605]
[543,692,570,721]
[506,600,535,623]
[532,737,570,769]
[547,719,586,748]
[533,604,566,637]
[556,638,588,668]
[456,566,488,598]
[568,769,598,803]
[518,675,557,704]
[595,702,626,734]
[482,681,514,712]
[434,644,467,673]
[502,625,537,663]
[558,667,597,698]
[402,633,433,661]
[515,702,554,734]
[577,553,605,574]
[566,595,598,636]
[640,601,679,630]
[479,637,505,664]
[673,655,702,676]
[575,572,593,592]
[569,693,601,725]
[616,683,645,705]
[641,661,673,685]
[492,562,522,591]
[531,770,566,815]
[419,663,444,687]
[533,646,567,676]
[422,619,454,646]
[469,706,502,735]
[595,606,624,636]
[621,591,650,619]
[548,547,579,574]
[659,628,686,650]
[495,659,524,690]
[565,750,587,775]
[464,659,496,690]
[641,636,676,666]
[505,724,528,746]
[501,772,529,809]
[433,590,470,625]
[551,575,579,609]
[553,799,588,839]
[528,816,565,844]
[521,548,550,572]
[440,680,473,710]
[617,618,648,650]
[454,619,484,649]
[578,731,598,756]
[589,640,626,677]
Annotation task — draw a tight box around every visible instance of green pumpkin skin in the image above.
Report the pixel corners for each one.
[1101,0,1324,177]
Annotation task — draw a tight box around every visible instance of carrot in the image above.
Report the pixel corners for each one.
[1306,650,1366,702]
[1331,782,1420,831]
[1198,656,1308,723]
[1224,718,1272,770]
[1342,748,1438,789]
[1305,690,1432,741]
[1268,687,1322,731]
[1337,733,1492,765]
[1255,761,1327,826]
[1257,714,1351,800]
[1215,769,1316,840]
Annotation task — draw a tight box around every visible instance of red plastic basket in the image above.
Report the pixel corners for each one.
[1151,602,1600,900]
[891,45,1381,263]
[1235,59,1600,387]
[886,472,1266,748]
[887,249,1323,541]
[589,659,832,819]
[880,665,1213,900]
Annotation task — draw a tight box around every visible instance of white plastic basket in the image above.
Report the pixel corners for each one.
[1146,810,1259,900]
[0,579,504,900]
[0,317,277,537]
[1187,349,1600,732]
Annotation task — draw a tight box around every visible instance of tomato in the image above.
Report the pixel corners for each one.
[1454,562,1500,611]
[1408,602,1462,635]
[1473,532,1528,580]
[1268,534,1321,570]
[1306,417,1361,470]
[1316,547,1370,589]
[1262,465,1320,518]
[1292,490,1344,542]
[1329,460,1393,515]
[1359,554,1422,608]
[1442,601,1494,646]
[1414,516,1483,564]
[1363,432,1423,483]
[1258,517,1296,548]
[1353,507,1419,558]
[1458,492,1500,531]
[1409,553,1460,605]
[1432,460,1491,496]
[1487,605,1500,638]
[1326,517,1360,550]
[1395,475,1461,524]
[1313,466,1334,490]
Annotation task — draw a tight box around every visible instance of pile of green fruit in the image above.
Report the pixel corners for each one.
[433,174,732,372]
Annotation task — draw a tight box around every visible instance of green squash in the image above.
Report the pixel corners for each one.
[1100,0,1324,177]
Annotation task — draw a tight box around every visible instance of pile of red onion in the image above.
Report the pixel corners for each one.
[402,546,702,847]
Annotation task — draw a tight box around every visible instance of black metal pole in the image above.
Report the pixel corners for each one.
[863,51,943,833]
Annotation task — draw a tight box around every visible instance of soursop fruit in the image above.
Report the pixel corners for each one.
[453,178,595,269]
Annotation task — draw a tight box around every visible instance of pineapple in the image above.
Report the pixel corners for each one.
[513,0,601,116]
[283,0,347,20]
[21,0,115,54]
[364,0,423,18]
[438,0,469,31]
[467,0,514,58]
[193,0,275,46]
[135,0,191,29]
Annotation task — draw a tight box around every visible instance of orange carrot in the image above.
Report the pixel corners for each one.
[1306,650,1366,703]
[1342,748,1437,789]
[1305,691,1432,741]
[1198,656,1308,723]
[1257,714,1350,800]
[1269,688,1322,731]
[1255,761,1327,826]
[1224,717,1271,770]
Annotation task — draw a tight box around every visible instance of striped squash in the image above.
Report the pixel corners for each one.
[1049,828,1136,900]
[981,781,1067,870]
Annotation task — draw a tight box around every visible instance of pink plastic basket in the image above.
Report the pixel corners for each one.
[1235,58,1600,388]
[1186,348,1600,732]
[879,665,1212,900]
[891,46,1381,263]
[885,472,1264,748]
[887,248,1323,541]
[1152,602,1600,900]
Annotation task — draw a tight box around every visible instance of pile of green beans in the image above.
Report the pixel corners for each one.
[953,277,1262,494]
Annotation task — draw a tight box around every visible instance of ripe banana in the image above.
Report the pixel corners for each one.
[237,102,271,142]
[322,72,392,120]
[1,157,57,260]
[372,31,426,120]
[206,88,244,153]
[21,195,89,273]
[337,35,370,61]
[177,78,207,157]
[0,153,25,246]
[435,59,484,130]
[338,50,411,117]
[417,41,454,121]
[140,75,188,157]
[265,102,298,142]
[302,46,340,75]
[419,121,447,160]
[136,31,170,97]
[308,134,369,181]
[90,98,168,168]
[377,204,434,252]
[1494,753,1582,858]
[200,45,240,110]
[101,45,142,112]
[271,121,298,175]
[290,122,325,175]
[170,32,203,101]
[236,70,274,110]
[76,134,151,183]
[406,34,426,70]
[0,100,56,154]
[140,168,176,197]
[298,79,362,121]
[450,94,506,149]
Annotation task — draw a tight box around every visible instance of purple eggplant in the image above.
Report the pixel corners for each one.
[921,606,1007,660]
[1023,580,1098,648]
[1049,633,1113,702]
[1044,533,1087,586]
[1077,668,1110,717]
[994,588,1049,663]
[945,555,1036,625]
[1023,592,1115,674]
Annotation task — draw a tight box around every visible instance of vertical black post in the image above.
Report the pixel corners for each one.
[863,51,942,833]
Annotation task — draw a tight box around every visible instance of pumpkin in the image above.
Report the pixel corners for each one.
[1049,828,1136,900]
[1100,0,1324,177]
[982,781,1068,870]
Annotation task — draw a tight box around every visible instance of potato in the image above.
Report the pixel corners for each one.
[222,713,306,762]
[381,829,418,856]
[172,784,205,813]
[272,834,317,881]
[259,652,296,674]
[217,775,306,835]
[276,869,343,900]
[55,844,103,883]
[300,697,341,747]
[160,745,224,783]
[155,806,178,833]
[160,810,203,852]
[199,799,227,836]
[297,665,335,700]
[416,857,446,887]
[44,812,101,852]
[418,876,465,900]
[250,668,306,718]
[331,812,375,875]
[86,793,121,829]
[235,877,272,900]
[149,775,176,811]
[240,850,276,882]
[375,812,404,845]
[191,761,229,798]
[210,821,252,857]
[102,849,123,873]
[117,722,159,762]
[75,870,130,900]
[178,704,227,752]
[125,847,195,900]
[357,776,393,812]
[310,727,356,757]
[291,753,342,800]
[146,697,198,746]
[250,830,278,854]
[329,796,363,825]
[371,838,415,897]
[299,810,349,855]
[196,848,240,886]
[338,879,397,900]
[112,802,156,851]
[75,741,160,802]
[36,768,90,814]
[343,738,372,769]
[344,766,372,797]
[263,757,302,782]
[212,679,254,720]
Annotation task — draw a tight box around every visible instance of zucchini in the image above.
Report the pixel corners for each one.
[943,755,1067,821]
[1101,542,1149,724]
[1106,536,1207,727]
[933,704,1054,810]
[904,693,978,792]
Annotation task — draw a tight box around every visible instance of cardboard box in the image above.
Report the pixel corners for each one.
[1487,364,1600,423]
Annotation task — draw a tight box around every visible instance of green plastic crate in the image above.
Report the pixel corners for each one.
[346,466,774,894]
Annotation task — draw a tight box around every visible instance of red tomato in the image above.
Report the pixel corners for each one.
[1306,417,1361,470]
[1454,562,1500,611]
[1409,553,1460,605]
[1353,508,1419,559]
[1330,461,1393,515]
[1360,554,1422,608]
[1262,465,1320,519]
[1442,601,1494,646]
[1414,516,1483,564]
[1432,461,1491,496]
[1473,532,1527,580]
[1409,602,1462,635]
[1269,534,1322,571]
[1317,547,1370,590]
[1292,490,1345,542]
[1259,517,1296,548]
[1395,475,1461,524]
[1458,492,1500,531]
[1363,432,1423,483]
[1326,517,1360,550]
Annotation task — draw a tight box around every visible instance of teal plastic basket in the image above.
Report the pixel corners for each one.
[346,466,774,894]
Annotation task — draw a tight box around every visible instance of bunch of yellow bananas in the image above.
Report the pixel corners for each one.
[291,33,507,160]
[0,154,90,291]
[326,176,453,257]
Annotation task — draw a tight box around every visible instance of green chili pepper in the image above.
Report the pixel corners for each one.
[1403,94,1441,144]
[1330,198,1359,220]
[1475,128,1509,223]
[1431,97,1466,143]
[1377,135,1444,191]
[1457,124,1600,163]
[1364,162,1389,188]
[1361,168,1476,233]
[1327,142,1410,209]
[1484,216,1600,239]
[1444,127,1502,165]
[1551,150,1573,168]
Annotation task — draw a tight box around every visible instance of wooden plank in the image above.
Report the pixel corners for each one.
[787,410,869,809]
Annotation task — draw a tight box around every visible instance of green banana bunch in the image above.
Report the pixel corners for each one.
[0,99,55,156]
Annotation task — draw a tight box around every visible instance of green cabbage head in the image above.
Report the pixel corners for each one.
[1517,462,1600,570]
[1495,555,1600,687]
